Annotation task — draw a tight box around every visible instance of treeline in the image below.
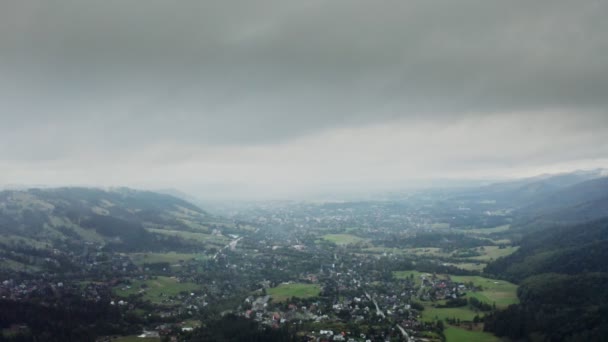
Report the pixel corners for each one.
[483,218,608,341]
[485,219,608,282]
[484,273,608,341]
[0,297,141,342]
[379,232,491,249]
[437,297,492,311]
[183,314,297,342]
[83,215,201,252]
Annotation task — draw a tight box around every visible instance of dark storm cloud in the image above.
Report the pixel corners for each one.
[0,0,607,195]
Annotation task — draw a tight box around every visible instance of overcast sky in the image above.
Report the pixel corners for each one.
[1,1,607,199]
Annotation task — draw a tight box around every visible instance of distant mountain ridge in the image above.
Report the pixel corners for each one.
[510,176,608,231]
[0,187,215,252]
[452,169,607,207]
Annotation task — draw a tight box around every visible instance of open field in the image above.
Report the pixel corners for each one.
[469,246,519,261]
[450,275,519,307]
[443,262,486,271]
[322,234,365,245]
[114,276,199,304]
[422,306,479,322]
[398,247,449,257]
[393,270,432,285]
[382,245,517,262]
[129,252,205,266]
[361,247,411,255]
[267,283,321,302]
[487,238,512,245]
[0,234,51,249]
[145,228,229,247]
[0,259,40,272]
[457,225,510,235]
[113,336,160,342]
[444,325,500,342]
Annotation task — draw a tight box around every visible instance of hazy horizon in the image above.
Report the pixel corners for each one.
[2,1,608,199]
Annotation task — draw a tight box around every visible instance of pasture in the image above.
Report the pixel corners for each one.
[444,325,500,342]
[129,252,204,266]
[450,275,519,307]
[322,234,365,245]
[114,276,199,304]
[469,246,519,261]
[267,283,321,302]
[422,306,479,322]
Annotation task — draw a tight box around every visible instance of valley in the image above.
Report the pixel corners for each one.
[1,170,608,341]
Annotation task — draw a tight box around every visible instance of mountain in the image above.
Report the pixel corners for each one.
[0,187,222,253]
[483,217,608,340]
[510,176,608,232]
[451,169,607,207]
[485,218,608,281]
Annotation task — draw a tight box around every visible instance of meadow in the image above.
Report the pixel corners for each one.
[322,234,365,245]
[128,252,205,266]
[469,246,519,262]
[444,325,500,342]
[114,276,200,304]
[267,283,321,302]
[450,275,519,307]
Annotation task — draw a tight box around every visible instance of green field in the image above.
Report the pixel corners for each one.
[457,225,510,235]
[394,272,517,308]
[129,252,205,266]
[267,283,321,302]
[393,270,432,285]
[468,246,519,261]
[322,234,365,245]
[393,245,517,262]
[113,337,160,342]
[145,228,229,247]
[114,276,200,304]
[450,275,519,307]
[0,259,40,272]
[444,325,500,342]
[400,247,449,257]
[443,262,486,271]
[422,306,479,322]
[361,247,409,255]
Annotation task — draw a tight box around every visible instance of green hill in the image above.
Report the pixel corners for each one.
[483,218,608,341]
[0,187,221,253]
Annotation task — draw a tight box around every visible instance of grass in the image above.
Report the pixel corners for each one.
[444,325,500,342]
[458,225,511,235]
[450,275,519,308]
[0,235,49,249]
[145,228,229,247]
[488,238,512,245]
[422,306,479,322]
[129,252,205,266]
[113,336,160,342]
[114,276,200,304]
[393,270,432,285]
[48,215,105,242]
[0,259,40,272]
[267,283,321,302]
[468,246,519,261]
[443,262,486,271]
[400,247,450,257]
[322,234,365,245]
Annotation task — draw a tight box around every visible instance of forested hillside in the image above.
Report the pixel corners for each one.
[0,187,233,272]
[484,218,608,341]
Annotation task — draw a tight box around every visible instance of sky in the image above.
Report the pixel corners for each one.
[1,0,607,199]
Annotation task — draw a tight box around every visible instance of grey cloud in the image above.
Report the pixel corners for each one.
[0,0,607,194]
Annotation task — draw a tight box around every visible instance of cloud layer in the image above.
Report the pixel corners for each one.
[1,1,607,198]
